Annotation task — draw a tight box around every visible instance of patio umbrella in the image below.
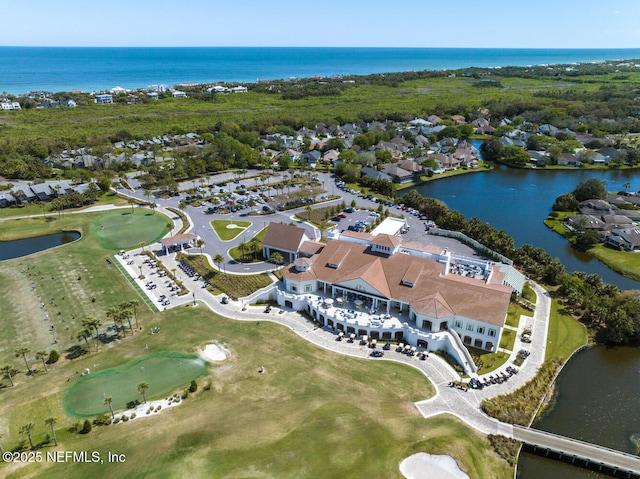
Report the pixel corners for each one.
[336,297,344,304]
[354,299,363,306]
[325,298,334,305]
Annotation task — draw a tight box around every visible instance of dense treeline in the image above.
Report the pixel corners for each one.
[401,189,640,344]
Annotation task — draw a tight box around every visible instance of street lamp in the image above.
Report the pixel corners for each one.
[192,292,196,306]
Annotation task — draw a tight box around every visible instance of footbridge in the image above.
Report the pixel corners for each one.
[512,425,640,477]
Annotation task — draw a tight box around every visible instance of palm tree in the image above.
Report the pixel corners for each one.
[167,222,174,236]
[44,417,58,446]
[305,205,312,221]
[249,237,261,260]
[106,306,123,336]
[35,350,48,372]
[125,300,140,329]
[137,382,150,403]
[237,241,248,262]
[82,317,102,351]
[15,347,31,374]
[128,197,136,214]
[139,241,146,253]
[144,189,152,204]
[623,181,631,192]
[77,329,91,350]
[271,251,284,266]
[104,396,115,419]
[1,364,15,387]
[19,423,34,449]
[213,253,225,274]
[149,202,156,215]
[196,238,205,255]
[118,301,134,334]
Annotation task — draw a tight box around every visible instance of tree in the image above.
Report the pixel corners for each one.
[77,329,91,349]
[249,237,261,260]
[106,306,124,337]
[196,238,205,255]
[138,382,150,403]
[80,419,92,434]
[118,301,134,334]
[139,241,146,253]
[19,423,34,449]
[573,178,607,201]
[480,138,502,162]
[1,364,15,387]
[104,396,115,419]
[15,347,32,374]
[82,317,102,351]
[35,350,48,372]
[238,241,248,262]
[271,251,284,265]
[575,230,600,251]
[44,417,58,446]
[499,146,529,166]
[214,253,225,273]
[128,197,136,214]
[125,300,140,329]
[623,181,631,192]
[305,205,312,221]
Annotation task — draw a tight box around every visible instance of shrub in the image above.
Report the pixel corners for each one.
[126,399,140,409]
[122,415,129,422]
[189,380,198,393]
[80,419,92,434]
[93,414,112,426]
[156,405,162,411]
[47,349,60,364]
[203,380,212,391]
[182,389,190,399]
[130,413,136,419]
[113,417,121,424]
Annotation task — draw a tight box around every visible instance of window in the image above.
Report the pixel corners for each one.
[477,327,485,335]
[291,285,297,292]
[455,320,462,328]
[355,284,364,291]
[466,323,474,331]
[304,284,312,292]
[488,329,496,337]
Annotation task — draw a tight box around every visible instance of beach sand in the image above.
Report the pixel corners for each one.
[400,452,470,479]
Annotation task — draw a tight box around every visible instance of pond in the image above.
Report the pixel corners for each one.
[0,231,81,261]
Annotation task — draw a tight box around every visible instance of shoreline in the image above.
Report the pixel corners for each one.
[2,48,640,96]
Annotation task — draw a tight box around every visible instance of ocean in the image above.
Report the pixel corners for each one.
[1,46,640,95]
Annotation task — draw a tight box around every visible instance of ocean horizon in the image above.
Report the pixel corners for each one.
[1,46,640,95]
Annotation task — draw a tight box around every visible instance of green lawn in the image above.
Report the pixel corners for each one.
[228,227,267,262]
[505,303,532,328]
[93,209,169,250]
[469,347,510,375]
[211,219,251,241]
[65,352,208,417]
[545,297,587,361]
[498,329,516,351]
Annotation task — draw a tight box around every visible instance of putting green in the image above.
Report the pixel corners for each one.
[93,210,168,250]
[64,352,208,417]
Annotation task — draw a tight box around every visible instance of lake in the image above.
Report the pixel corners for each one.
[0,231,81,261]
[412,165,640,290]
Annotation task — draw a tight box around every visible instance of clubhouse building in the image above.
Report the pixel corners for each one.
[272,223,516,374]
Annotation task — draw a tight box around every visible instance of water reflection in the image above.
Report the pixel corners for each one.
[0,231,81,261]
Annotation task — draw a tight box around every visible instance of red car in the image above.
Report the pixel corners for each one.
[338,213,347,219]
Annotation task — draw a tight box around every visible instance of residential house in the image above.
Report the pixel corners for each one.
[299,150,321,167]
[172,91,187,98]
[0,101,21,110]
[380,163,414,183]
[95,94,113,104]
[607,228,640,251]
[360,167,392,182]
[322,149,340,166]
[557,153,581,167]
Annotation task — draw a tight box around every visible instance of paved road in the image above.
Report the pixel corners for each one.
[122,169,483,274]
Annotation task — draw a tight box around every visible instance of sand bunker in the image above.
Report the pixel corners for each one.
[113,397,181,423]
[400,452,470,479]
[198,343,229,362]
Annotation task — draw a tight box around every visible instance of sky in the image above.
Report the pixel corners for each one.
[2,0,639,49]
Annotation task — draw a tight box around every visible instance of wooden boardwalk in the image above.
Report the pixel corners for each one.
[513,425,640,477]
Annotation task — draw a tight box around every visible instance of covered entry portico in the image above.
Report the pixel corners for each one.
[160,232,199,254]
